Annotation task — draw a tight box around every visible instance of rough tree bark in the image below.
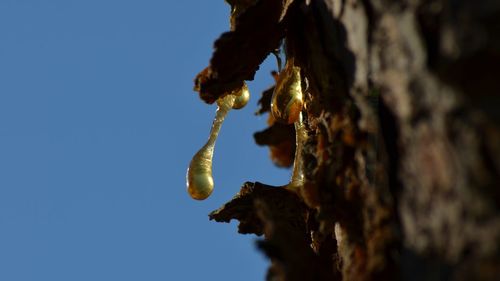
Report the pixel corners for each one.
[195,0,500,280]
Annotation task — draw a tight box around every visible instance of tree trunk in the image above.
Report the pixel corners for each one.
[198,0,500,280]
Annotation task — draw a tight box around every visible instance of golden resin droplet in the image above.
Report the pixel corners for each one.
[187,94,236,200]
[287,112,306,192]
[271,59,303,124]
[232,83,250,110]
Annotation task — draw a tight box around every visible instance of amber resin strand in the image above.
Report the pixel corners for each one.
[287,112,306,192]
[186,95,236,200]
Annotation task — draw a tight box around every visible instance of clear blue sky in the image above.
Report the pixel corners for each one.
[0,1,291,280]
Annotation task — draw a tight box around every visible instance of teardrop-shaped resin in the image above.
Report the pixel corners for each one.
[271,60,303,124]
[186,95,236,200]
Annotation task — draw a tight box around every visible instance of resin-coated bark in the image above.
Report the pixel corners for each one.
[196,0,500,280]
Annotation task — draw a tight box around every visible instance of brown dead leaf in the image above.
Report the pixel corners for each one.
[194,0,296,103]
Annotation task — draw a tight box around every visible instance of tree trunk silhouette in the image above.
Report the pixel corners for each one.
[202,0,500,280]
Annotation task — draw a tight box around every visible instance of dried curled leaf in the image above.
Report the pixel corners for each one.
[226,0,258,29]
[209,181,337,281]
[254,122,296,167]
[194,0,297,103]
[209,181,307,235]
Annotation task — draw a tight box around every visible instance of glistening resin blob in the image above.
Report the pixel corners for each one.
[186,95,236,200]
[271,59,303,124]
[232,82,250,110]
[269,58,307,192]
[186,84,251,200]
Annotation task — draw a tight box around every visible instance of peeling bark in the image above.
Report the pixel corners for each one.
[195,0,500,280]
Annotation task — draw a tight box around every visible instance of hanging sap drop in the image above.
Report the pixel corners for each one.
[186,143,215,200]
[269,59,307,192]
[271,60,303,124]
[232,83,250,110]
[186,94,236,200]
